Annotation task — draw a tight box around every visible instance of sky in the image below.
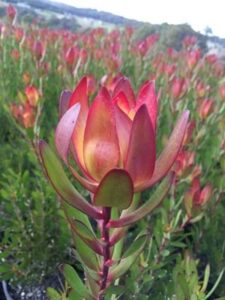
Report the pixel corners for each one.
[53,0,225,38]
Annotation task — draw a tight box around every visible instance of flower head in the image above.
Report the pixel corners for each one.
[184,177,212,218]
[54,76,189,195]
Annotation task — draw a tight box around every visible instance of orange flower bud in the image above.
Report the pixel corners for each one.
[25,86,39,106]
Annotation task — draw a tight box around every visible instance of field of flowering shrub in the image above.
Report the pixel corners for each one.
[0,4,225,300]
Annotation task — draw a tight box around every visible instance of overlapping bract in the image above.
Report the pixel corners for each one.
[51,76,189,206]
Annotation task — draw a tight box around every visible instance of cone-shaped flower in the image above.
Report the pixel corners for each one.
[52,76,189,195]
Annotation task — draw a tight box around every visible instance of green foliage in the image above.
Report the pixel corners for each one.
[0,168,71,284]
[0,3,225,299]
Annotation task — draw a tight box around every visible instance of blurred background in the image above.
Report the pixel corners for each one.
[0,1,225,300]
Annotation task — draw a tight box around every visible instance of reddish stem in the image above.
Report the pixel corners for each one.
[98,207,111,300]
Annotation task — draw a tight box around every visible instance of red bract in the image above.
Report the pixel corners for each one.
[219,84,225,100]
[195,80,210,98]
[65,46,79,67]
[198,98,214,120]
[10,102,35,128]
[25,86,39,106]
[6,4,17,24]
[53,76,189,196]
[14,27,24,43]
[171,76,187,100]
[205,54,217,65]
[11,49,20,60]
[174,150,195,177]
[182,35,197,49]
[164,63,176,77]
[33,40,45,62]
[183,120,195,145]
[184,177,212,218]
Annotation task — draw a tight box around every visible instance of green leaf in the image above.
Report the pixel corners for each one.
[109,173,173,227]
[69,290,84,300]
[201,264,210,292]
[73,235,100,272]
[122,233,147,258]
[71,219,103,255]
[109,234,147,281]
[105,285,125,298]
[86,272,99,299]
[47,288,61,300]
[94,169,133,209]
[206,269,225,299]
[63,202,93,233]
[63,264,92,300]
[171,241,186,248]
[38,140,101,219]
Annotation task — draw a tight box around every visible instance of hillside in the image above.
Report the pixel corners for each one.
[1,0,142,27]
[1,0,225,52]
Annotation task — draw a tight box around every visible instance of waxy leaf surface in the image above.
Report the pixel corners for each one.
[125,105,155,187]
[83,88,120,181]
[63,264,92,299]
[55,103,80,164]
[109,173,173,228]
[38,140,101,220]
[94,169,133,209]
[139,110,189,191]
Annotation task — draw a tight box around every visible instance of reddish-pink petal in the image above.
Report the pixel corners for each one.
[112,77,135,108]
[136,81,158,131]
[69,77,90,175]
[69,164,98,193]
[125,105,156,187]
[138,110,190,191]
[112,92,130,115]
[71,108,89,175]
[55,103,80,164]
[68,76,88,110]
[83,87,120,181]
[114,106,132,166]
[59,90,72,118]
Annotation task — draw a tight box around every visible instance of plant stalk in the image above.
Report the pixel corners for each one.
[98,207,111,300]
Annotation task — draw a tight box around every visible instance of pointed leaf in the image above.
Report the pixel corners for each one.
[73,235,100,271]
[110,193,141,246]
[83,88,120,181]
[108,235,147,281]
[201,264,210,292]
[105,285,125,298]
[69,164,98,193]
[138,110,189,191]
[47,288,61,300]
[69,76,88,109]
[125,105,156,187]
[69,290,83,300]
[86,272,99,298]
[94,169,133,209]
[59,90,72,118]
[113,91,130,115]
[136,80,158,131]
[112,77,135,108]
[55,103,80,164]
[71,219,103,255]
[114,106,132,165]
[69,77,90,175]
[109,173,173,228]
[64,264,92,299]
[38,140,102,219]
[122,233,147,258]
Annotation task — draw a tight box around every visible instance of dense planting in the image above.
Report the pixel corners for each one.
[0,5,225,299]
